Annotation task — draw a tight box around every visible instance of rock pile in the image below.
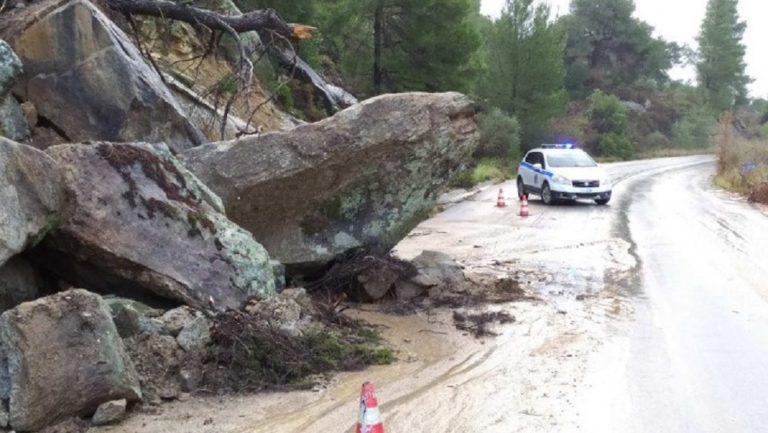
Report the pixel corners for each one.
[0,0,478,430]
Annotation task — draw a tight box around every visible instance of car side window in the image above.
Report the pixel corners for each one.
[527,152,544,168]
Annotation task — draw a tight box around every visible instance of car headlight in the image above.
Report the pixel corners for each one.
[553,174,570,185]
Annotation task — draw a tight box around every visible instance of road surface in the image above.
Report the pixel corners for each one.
[574,155,768,433]
[100,155,768,433]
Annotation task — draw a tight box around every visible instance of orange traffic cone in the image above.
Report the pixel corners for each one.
[356,382,384,433]
[519,194,530,217]
[496,188,506,208]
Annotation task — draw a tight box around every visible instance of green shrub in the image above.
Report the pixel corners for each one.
[673,108,716,148]
[598,132,634,160]
[759,123,768,139]
[448,159,512,188]
[215,73,239,95]
[588,90,634,159]
[474,109,521,161]
[639,131,672,150]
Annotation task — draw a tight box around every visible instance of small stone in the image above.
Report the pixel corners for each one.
[176,316,211,352]
[91,399,127,426]
[112,304,141,338]
[160,306,194,336]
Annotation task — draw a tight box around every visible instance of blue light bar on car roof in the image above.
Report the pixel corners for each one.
[541,143,575,149]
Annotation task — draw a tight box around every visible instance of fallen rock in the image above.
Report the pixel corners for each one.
[111,302,143,338]
[393,280,426,301]
[0,39,22,99]
[91,399,127,426]
[0,289,141,432]
[411,250,466,287]
[355,262,400,302]
[160,306,196,336]
[3,0,204,151]
[0,256,42,313]
[243,288,312,337]
[0,137,64,265]
[181,92,478,272]
[0,95,31,142]
[393,251,467,301]
[176,316,211,352]
[124,334,184,403]
[37,142,276,310]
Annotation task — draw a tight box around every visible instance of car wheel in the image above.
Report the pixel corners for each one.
[517,177,526,199]
[595,198,610,205]
[541,182,554,205]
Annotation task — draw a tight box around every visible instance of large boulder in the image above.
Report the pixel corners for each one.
[181,92,478,271]
[2,0,204,151]
[35,142,277,310]
[0,137,64,265]
[0,289,141,432]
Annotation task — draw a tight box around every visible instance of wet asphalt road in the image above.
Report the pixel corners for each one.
[574,155,768,433]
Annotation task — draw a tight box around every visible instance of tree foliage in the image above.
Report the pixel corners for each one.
[563,0,678,98]
[478,0,567,146]
[588,90,633,159]
[474,108,521,160]
[307,0,482,96]
[697,0,750,113]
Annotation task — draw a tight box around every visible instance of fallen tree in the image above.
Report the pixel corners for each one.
[104,0,351,127]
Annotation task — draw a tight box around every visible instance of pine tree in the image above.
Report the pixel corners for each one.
[479,0,567,145]
[697,0,751,112]
[314,0,481,96]
[564,0,676,97]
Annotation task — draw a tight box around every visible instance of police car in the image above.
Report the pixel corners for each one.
[516,144,612,205]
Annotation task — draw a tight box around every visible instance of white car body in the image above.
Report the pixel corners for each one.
[516,145,612,205]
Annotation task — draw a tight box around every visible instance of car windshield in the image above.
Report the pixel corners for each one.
[546,150,597,168]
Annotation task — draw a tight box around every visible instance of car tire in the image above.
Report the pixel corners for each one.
[517,177,526,200]
[595,198,610,205]
[541,182,554,205]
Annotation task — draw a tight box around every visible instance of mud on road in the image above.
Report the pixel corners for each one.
[97,156,713,433]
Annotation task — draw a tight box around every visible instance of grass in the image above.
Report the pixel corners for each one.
[714,138,768,203]
[450,158,517,188]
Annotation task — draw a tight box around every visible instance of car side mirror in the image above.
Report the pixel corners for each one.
[533,163,543,170]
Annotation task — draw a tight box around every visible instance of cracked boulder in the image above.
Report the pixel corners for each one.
[0,137,64,265]
[36,142,276,310]
[2,0,204,151]
[180,92,479,272]
[0,289,141,432]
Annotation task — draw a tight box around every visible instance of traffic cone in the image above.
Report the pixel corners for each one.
[519,194,530,217]
[356,382,384,433]
[496,188,506,208]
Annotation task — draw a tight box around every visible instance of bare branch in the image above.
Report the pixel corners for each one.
[104,0,312,39]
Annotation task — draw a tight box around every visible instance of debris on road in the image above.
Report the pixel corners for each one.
[452,310,516,337]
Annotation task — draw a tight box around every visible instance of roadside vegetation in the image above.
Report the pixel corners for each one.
[237,0,765,190]
[714,114,768,204]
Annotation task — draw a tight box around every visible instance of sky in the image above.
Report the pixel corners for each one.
[480,0,768,99]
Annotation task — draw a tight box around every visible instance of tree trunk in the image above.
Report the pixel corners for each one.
[373,3,383,94]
